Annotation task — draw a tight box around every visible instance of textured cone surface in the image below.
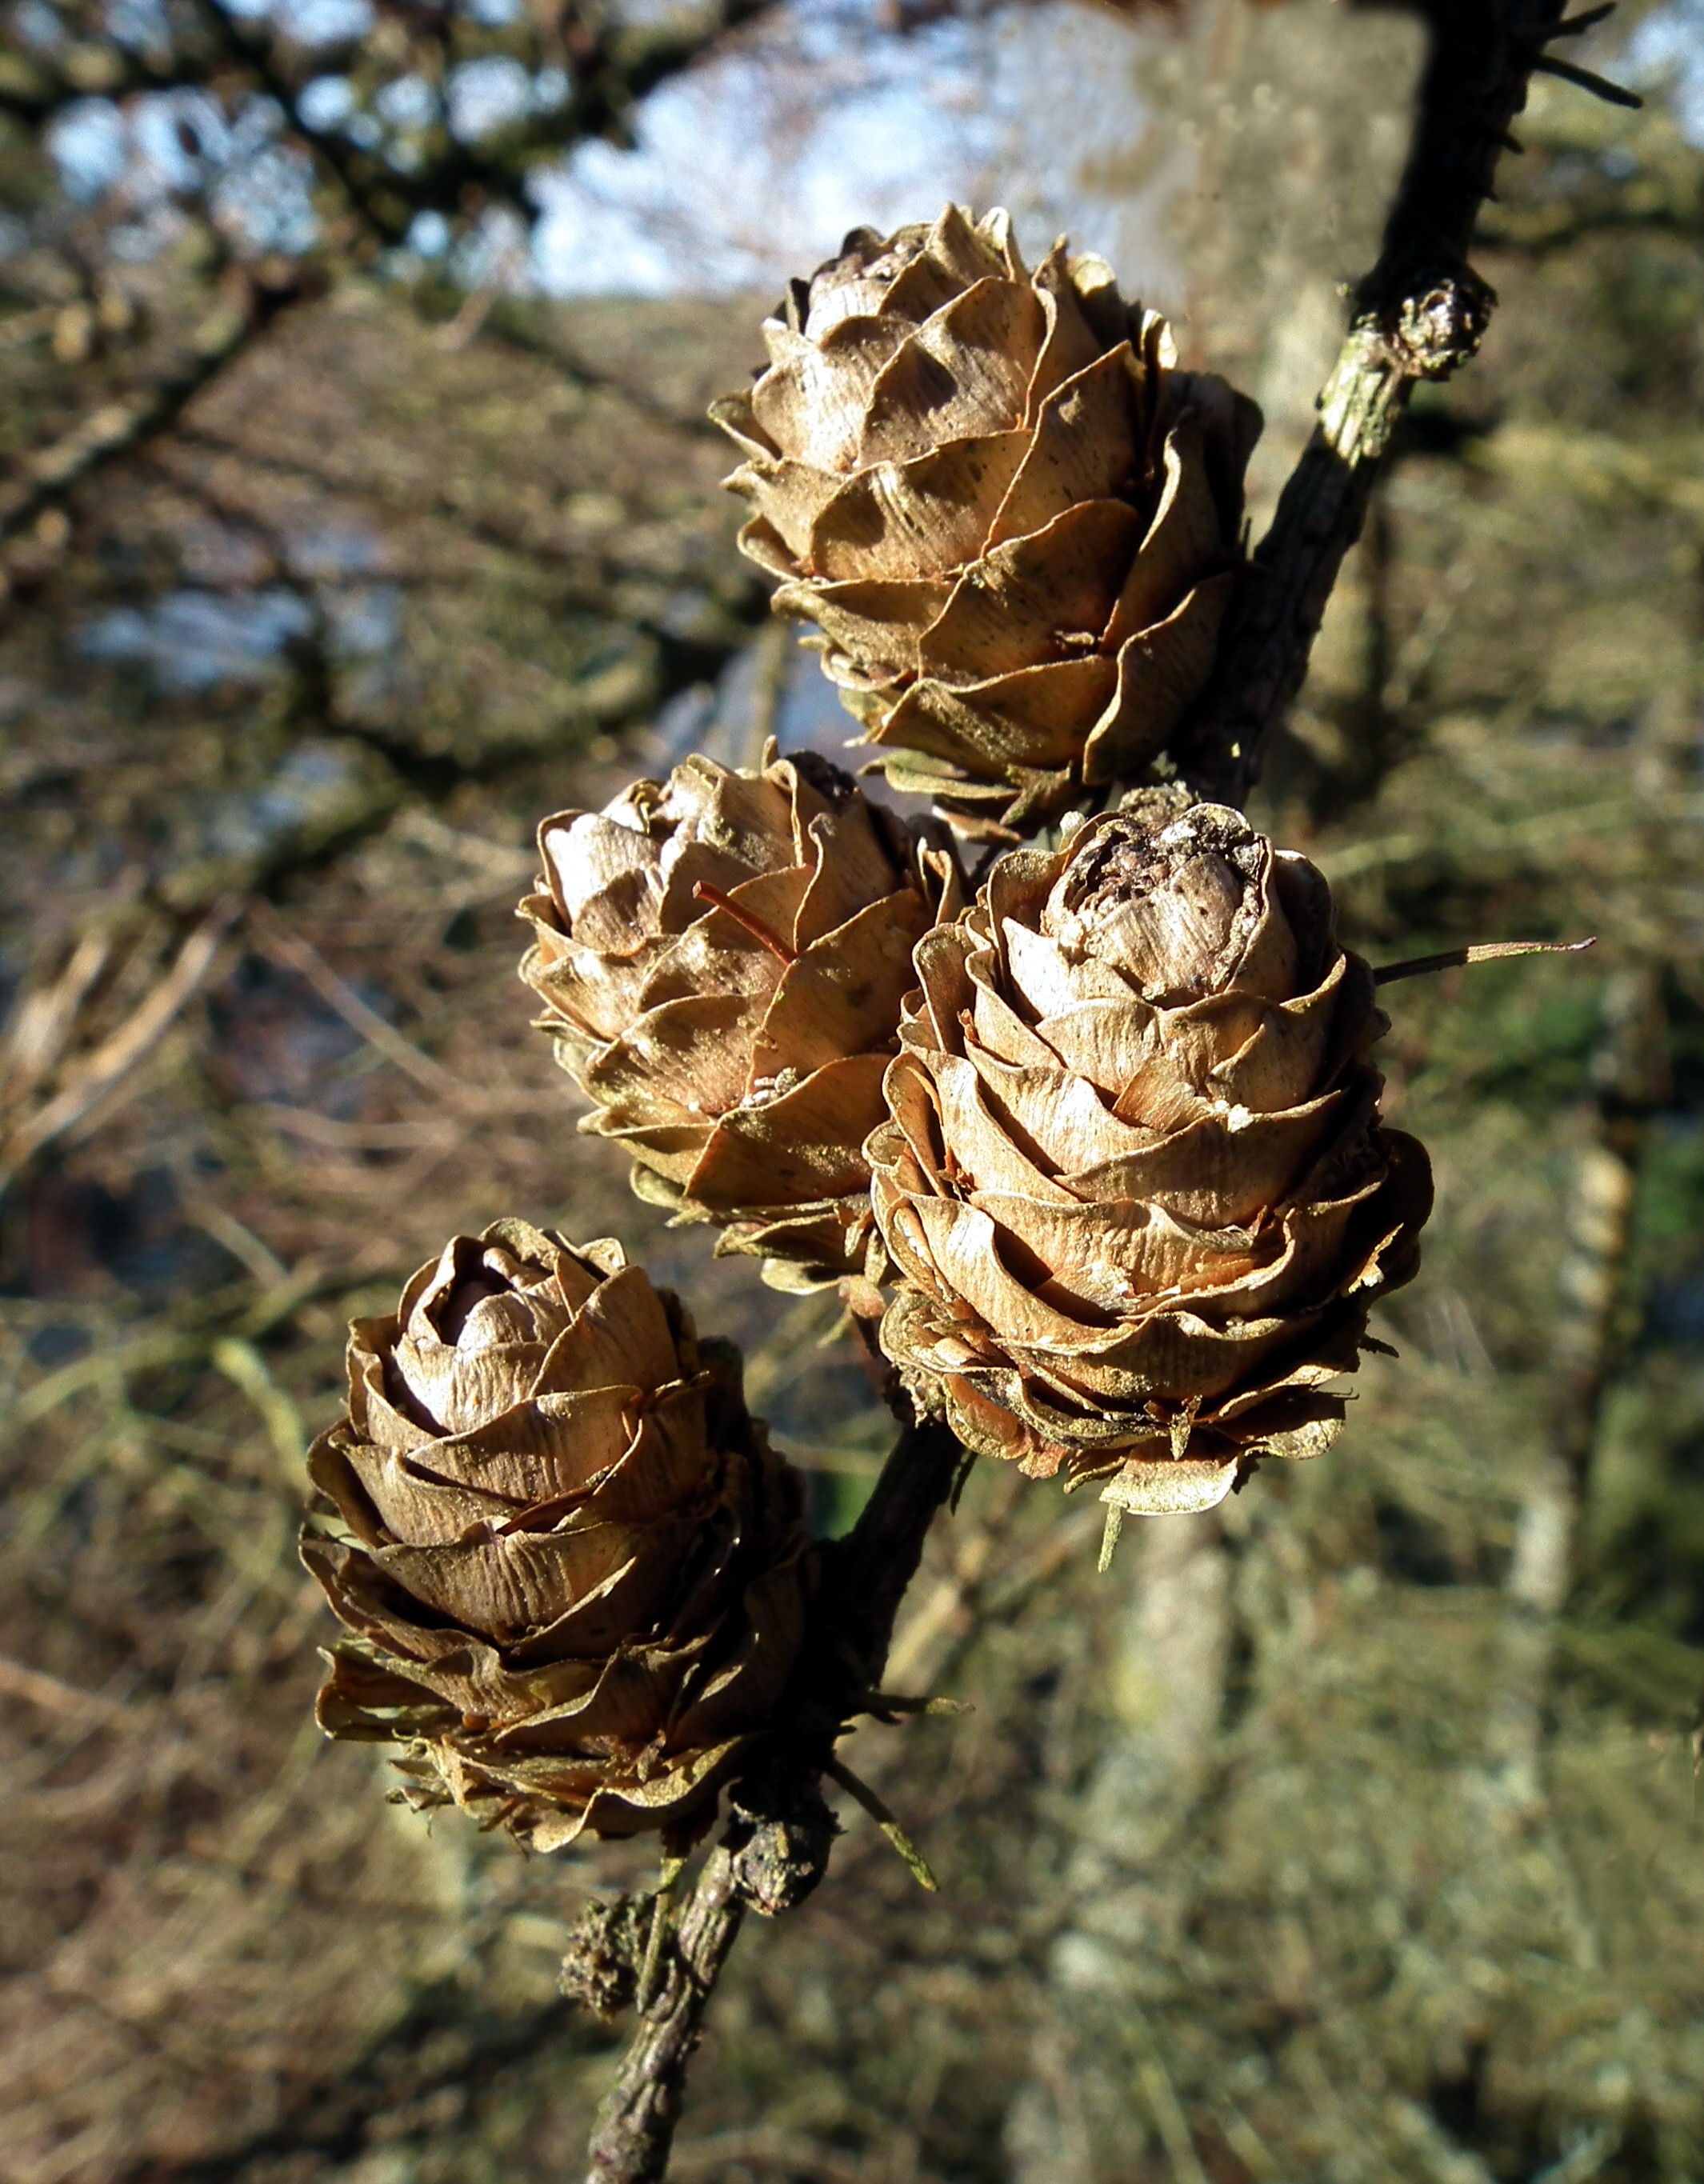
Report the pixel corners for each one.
[869,799,1433,1514]
[518,746,958,1289]
[714,205,1260,839]
[302,1220,808,1850]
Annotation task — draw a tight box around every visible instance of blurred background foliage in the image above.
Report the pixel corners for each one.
[2,1,1703,2180]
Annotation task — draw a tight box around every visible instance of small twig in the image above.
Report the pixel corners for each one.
[0,1654,130,1725]
[822,1754,939,1892]
[0,897,242,1186]
[245,902,476,1106]
[582,1413,963,2182]
[1175,0,1636,804]
[848,1690,971,1718]
[1531,52,1642,104]
[635,1858,687,2016]
[1373,936,1595,986]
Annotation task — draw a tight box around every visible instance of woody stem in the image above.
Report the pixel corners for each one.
[579,1413,963,2184]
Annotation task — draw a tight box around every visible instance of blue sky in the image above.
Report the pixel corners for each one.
[1626,0,1704,138]
[34,0,1695,310]
[529,2,1184,304]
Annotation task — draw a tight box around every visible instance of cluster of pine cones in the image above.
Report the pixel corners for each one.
[302,210,1431,1852]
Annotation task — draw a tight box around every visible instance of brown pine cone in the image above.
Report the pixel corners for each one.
[518,746,958,1291]
[869,798,1432,1515]
[714,205,1260,839]
[302,1221,808,1850]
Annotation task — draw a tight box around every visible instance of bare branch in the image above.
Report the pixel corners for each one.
[0,268,310,548]
[581,1414,962,2184]
[582,1851,746,2184]
[1175,0,1638,803]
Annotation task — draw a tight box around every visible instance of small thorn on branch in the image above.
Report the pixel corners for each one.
[1534,3,1619,40]
[823,1754,939,1890]
[1098,1502,1124,1573]
[1532,54,1643,108]
[1373,937,1596,988]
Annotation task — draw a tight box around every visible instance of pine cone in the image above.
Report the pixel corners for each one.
[869,798,1432,1514]
[518,746,958,1290]
[714,205,1259,838]
[302,1220,808,1850]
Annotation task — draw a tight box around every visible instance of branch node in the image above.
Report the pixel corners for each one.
[722,1753,840,1917]
[1366,264,1498,383]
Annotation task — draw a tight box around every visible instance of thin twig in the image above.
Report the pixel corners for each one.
[582,1414,962,2183]
[1176,0,1634,803]
[0,897,243,1186]
[244,902,476,1106]
[821,1754,939,1892]
[1372,936,1594,985]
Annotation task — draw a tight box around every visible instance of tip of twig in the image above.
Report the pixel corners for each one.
[853,1690,973,1720]
[1373,936,1595,987]
[823,1755,940,1891]
[1533,52,1642,108]
[1098,1503,1125,1573]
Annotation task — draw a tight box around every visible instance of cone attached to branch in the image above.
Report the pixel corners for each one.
[714,206,1260,838]
[519,746,958,1290]
[302,1220,808,1850]
[870,796,1432,1515]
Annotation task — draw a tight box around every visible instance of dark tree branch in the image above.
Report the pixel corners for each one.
[581,1414,962,2184]
[188,0,782,247]
[1175,0,1636,805]
[0,0,782,562]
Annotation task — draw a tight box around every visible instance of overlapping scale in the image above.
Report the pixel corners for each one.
[868,798,1433,1516]
[715,206,1262,839]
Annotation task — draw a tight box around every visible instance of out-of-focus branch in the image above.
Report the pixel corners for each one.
[1176,0,1636,802]
[0,896,243,1190]
[0,265,310,550]
[189,0,782,248]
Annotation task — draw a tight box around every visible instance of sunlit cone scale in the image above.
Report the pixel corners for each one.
[302,1221,808,1850]
[869,797,1433,1515]
[518,746,958,1290]
[714,205,1261,838]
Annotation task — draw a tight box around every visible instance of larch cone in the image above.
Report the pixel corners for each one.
[868,797,1433,1515]
[518,746,958,1291]
[302,1221,808,1849]
[715,206,1260,839]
